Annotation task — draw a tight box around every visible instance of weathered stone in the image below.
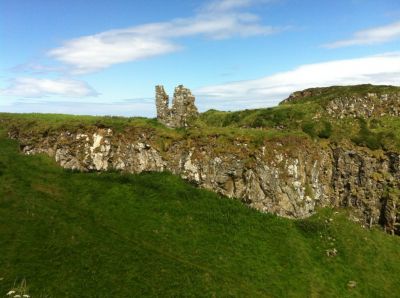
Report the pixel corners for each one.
[347,281,357,288]
[10,125,400,235]
[155,85,199,128]
[326,248,338,257]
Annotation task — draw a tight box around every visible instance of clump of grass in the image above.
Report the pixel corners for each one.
[351,118,394,150]
[302,121,333,139]
[6,279,30,298]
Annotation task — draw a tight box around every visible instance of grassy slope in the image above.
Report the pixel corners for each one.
[1,128,400,297]
[200,85,400,151]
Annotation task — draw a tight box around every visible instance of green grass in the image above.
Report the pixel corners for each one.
[1,129,400,297]
[0,112,177,137]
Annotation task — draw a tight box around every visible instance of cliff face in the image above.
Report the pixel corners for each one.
[4,84,400,234]
[8,125,400,234]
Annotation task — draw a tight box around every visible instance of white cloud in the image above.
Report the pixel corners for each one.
[195,52,400,110]
[48,1,280,74]
[0,77,98,98]
[49,35,180,74]
[203,0,260,12]
[323,21,400,48]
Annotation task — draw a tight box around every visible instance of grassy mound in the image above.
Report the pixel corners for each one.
[1,129,400,297]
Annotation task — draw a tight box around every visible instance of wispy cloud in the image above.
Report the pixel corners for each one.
[48,0,281,74]
[323,21,400,48]
[196,52,400,110]
[202,0,268,12]
[0,77,98,98]
[10,62,68,75]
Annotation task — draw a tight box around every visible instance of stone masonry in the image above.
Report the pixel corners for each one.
[155,85,199,128]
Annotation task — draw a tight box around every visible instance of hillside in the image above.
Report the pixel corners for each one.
[1,127,400,297]
[200,84,400,151]
[1,84,400,234]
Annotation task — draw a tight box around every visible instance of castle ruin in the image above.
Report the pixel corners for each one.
[155,85,199,128]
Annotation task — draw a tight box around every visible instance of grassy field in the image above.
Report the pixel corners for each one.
[1,127,400,297]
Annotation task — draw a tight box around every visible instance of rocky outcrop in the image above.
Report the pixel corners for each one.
[9,126,400,234]
[156,85,199,128]
[325,93,400,119]
[281,85,400,119]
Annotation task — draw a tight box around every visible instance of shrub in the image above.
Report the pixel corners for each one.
[302,122,317,138]
[302,121,332,139]
[351,118,384,150]
[318,121,332,139]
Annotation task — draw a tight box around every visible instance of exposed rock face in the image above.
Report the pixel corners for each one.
[9,127,400,234]
[281,86,400,119]
[156,85,199,128]
[325,93,400,119]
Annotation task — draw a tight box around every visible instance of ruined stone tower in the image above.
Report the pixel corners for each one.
[155,85,199,128]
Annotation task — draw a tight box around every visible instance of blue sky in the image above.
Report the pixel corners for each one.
[1,0,400,116]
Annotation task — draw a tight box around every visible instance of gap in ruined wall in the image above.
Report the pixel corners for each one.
[156,84,175,108]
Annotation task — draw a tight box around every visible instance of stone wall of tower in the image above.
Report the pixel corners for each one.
[155,85,170,122]
[155,85,199,128]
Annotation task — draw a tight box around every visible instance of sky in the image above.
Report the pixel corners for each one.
[1,0,400,117]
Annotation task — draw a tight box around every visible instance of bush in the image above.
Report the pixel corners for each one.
[302,122,317,138]
[318,121,332,139]
[351,118,384,150]
[222,113,241,126]
[302,121,332,139]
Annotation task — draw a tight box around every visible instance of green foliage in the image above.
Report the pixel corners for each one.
[1,130,400,297]
[249,107,306,128]
[318,121,332,139]
[302,121,332,139]
[302,122,318,138]
[201,104,318,130]
[351,118,390,150]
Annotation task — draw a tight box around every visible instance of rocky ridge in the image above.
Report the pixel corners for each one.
[8,127,400,235]
[4,85,400,234]
[281,84,400,119]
